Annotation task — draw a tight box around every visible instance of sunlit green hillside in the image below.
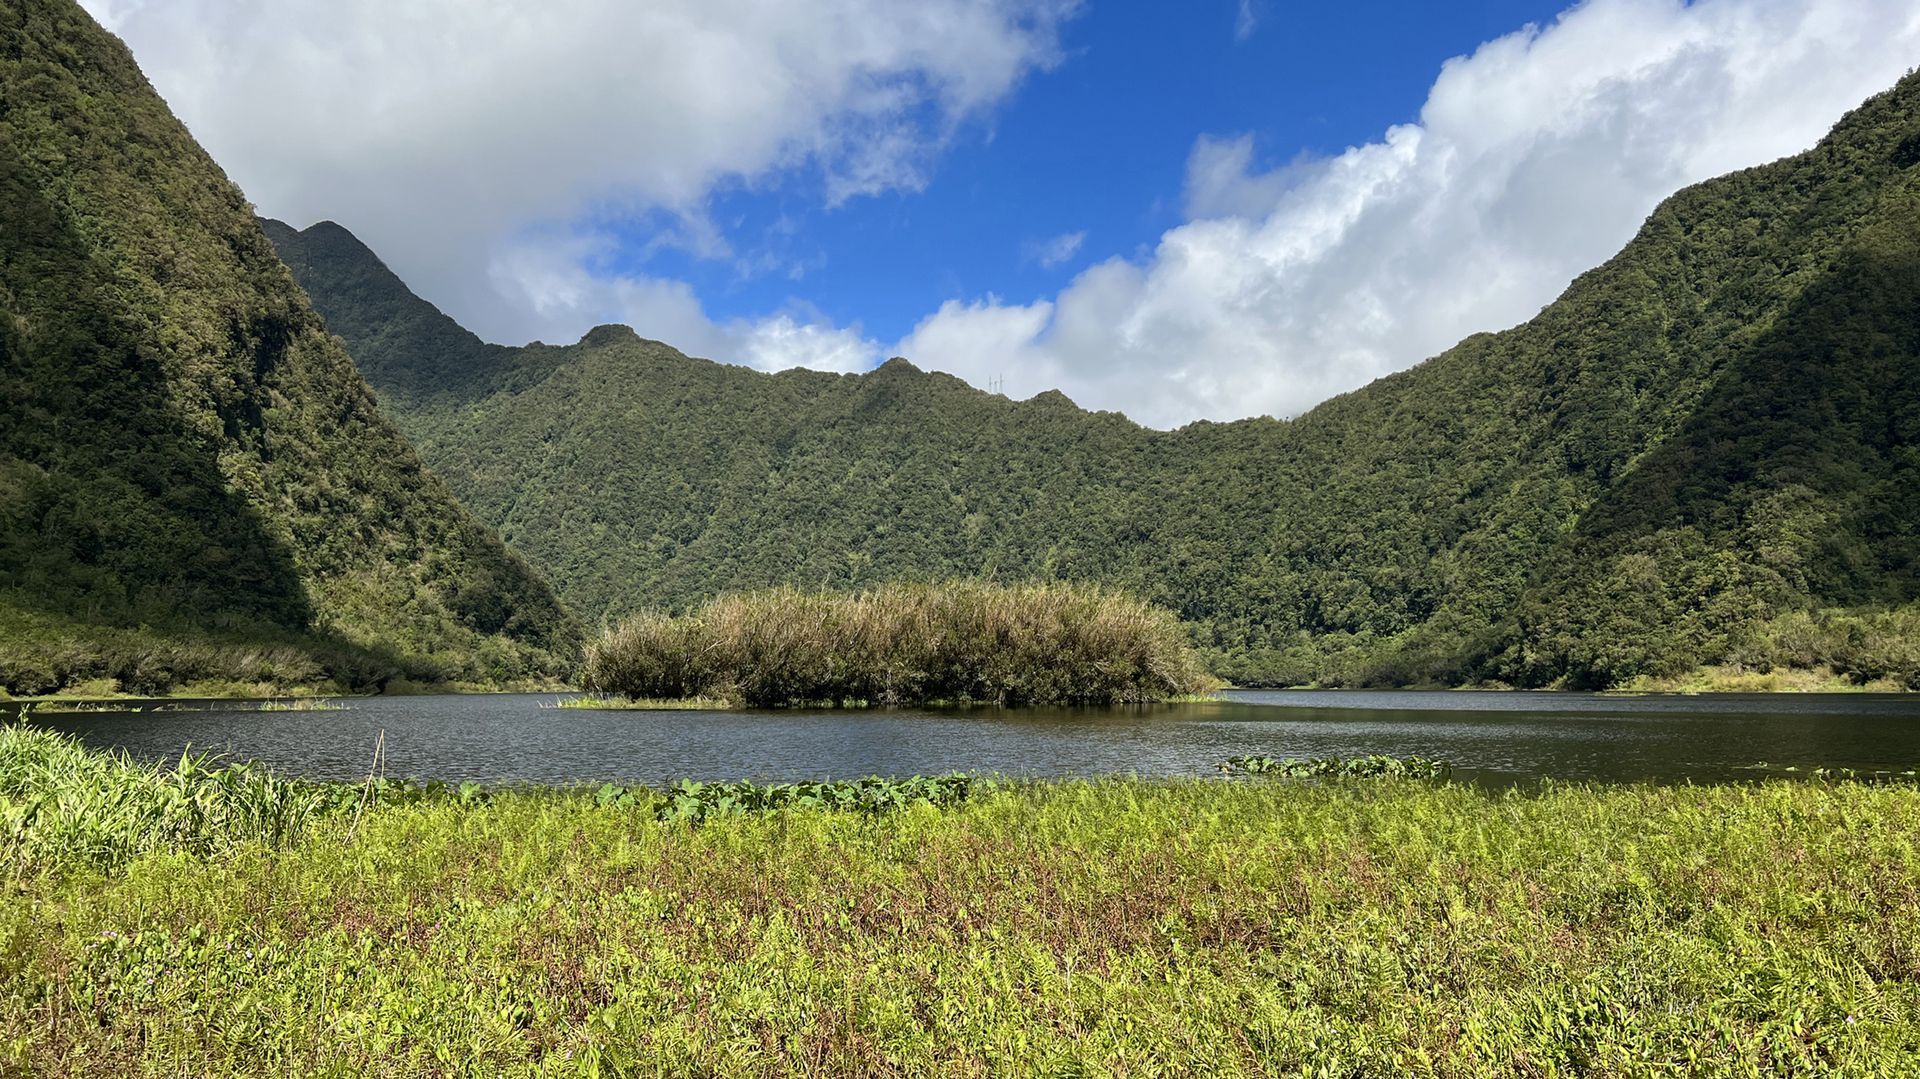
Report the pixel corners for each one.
[270,71,1920,689]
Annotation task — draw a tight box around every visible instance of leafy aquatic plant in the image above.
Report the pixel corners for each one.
[1741,761,1920,783]
[1218,754,1449,779]
[642,773,986,825]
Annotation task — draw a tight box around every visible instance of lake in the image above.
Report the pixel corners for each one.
[11,689,1920,786]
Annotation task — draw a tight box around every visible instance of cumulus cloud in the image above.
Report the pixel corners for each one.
[902,0,1920,426]
[1024,230,1087,268]
[84,0,1920,427]
[82,0,1076,344]
[489,239,879,373]
[896,297,1057,390]
[1182,135,1316,220]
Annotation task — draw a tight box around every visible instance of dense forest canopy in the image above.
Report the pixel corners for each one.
[271,70,1920,690]
[0,0,581,695]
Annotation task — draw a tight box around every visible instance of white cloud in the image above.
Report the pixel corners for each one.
[901,0,1920,426]
[83,0,1920,426]
[1181,134,1320,219]
[736,315,881,374]
[1235,1,1261,43]
[83,0,1076,344]
[488,239,879,373]
[1024,230,1087,268]
[898,297,1057,389]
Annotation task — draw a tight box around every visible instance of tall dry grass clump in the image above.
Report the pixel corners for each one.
[582,581,1218,707]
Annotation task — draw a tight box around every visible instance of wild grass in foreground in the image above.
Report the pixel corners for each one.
[583,580,1220,707]
[2,728,1919,1075]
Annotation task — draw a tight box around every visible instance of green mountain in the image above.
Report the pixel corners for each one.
[268,74,1920,690]
[0,0,581,696]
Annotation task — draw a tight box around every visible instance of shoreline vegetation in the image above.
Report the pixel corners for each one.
[582,581,1221,708]
[1611,663,1916,694]
[7,588,1914,706]
[554,691,1231,711]
[551,694,740,711]
[0,678,568,705]
[0,601,578,701]
[7,699,347,717]
[5,669,1913,707]
[5,673,1911,707]
[5,726,1919,1073]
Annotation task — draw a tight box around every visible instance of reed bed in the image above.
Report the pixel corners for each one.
[257,698,348,712]
[551,694,738,711]
[583,580,1219,707]
[4,727,1919,1075]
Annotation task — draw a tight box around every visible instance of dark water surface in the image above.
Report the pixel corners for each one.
[12,689,1920,786]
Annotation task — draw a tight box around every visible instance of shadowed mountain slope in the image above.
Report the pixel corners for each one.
[0,0,581,694]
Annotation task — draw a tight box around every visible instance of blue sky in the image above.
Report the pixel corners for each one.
[88,0,1920,425]
[619,0,1576,343]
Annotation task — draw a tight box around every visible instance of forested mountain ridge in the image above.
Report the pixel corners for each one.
[266,219,1163,631]
[259,218,515,411]
[0,0,582,695]
[270,72,1920,689]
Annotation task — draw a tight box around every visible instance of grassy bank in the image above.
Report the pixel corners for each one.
[3,729,1918,1074]
[0,602,580,701]
[5,698,349,719]
[1614,664,1913,694]
[584,581,1219,707]
[0,676,573,706]
[1212,602,1920,693]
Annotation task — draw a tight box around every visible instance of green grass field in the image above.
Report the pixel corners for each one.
[2,726,1917,1076]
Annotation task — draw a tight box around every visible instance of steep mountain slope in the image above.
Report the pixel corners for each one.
[270,73,1920,688]
[1510,174,1920,686]
[0,0,581,695]
[260,218,513,411]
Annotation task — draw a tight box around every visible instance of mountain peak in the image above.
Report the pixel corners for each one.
[300,218,373,248]
[579,324,640,349]
[261,213,506,405]
[1026,389,1078,409]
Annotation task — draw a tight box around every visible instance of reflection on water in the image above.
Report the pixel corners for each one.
[11,689,1920,786]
